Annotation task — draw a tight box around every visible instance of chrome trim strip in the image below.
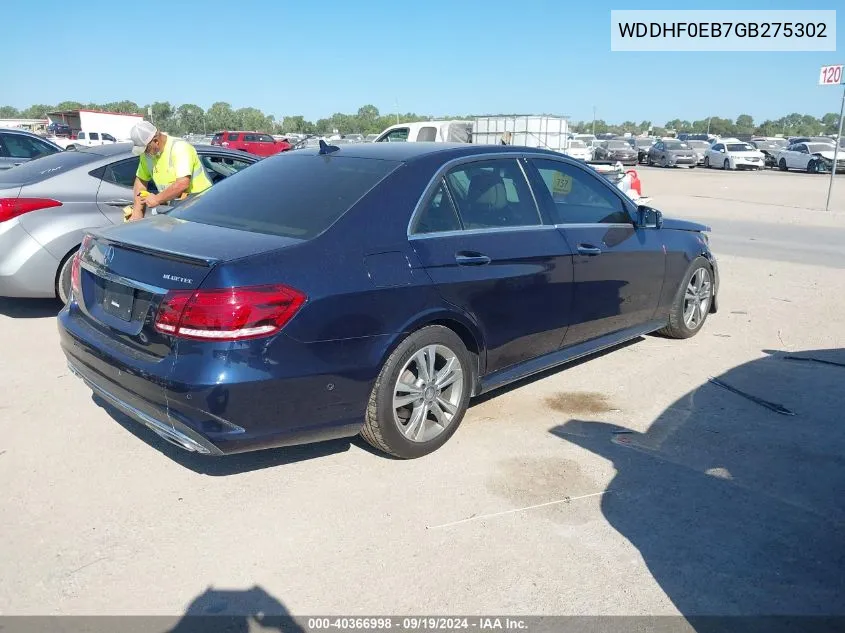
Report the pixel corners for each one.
[409,225,558,241]
[554,223,635,229]
[68,362,211,454]
[80,261,168,295]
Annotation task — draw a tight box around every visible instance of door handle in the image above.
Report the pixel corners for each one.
[455,252,491,266]
[577,244,602,256]
[104,200,133,207]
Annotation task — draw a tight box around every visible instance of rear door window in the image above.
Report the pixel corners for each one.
[228,133,240,141]
[102,158,140,188]
[410,180,462,235]
[444,159,541,229]
[173,154,399,239]
[244,134,257,142]
[0,134,57,159]
[90,133,100,141]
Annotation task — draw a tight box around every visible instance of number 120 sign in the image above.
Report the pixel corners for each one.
[819,65,844,85]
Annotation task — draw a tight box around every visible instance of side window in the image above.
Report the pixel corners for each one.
[416,126,437,142]
[3,134,50,159]
[0,135,9,157]
[379,128,409,142]
[90,133,100,140]
[102,158,141,188]
[258,134,274,143]
[201,154,253,182]
[228,133,240,141]
[411,180,462,235]
[244,134,257,142]
[445,159,541,230]
[78,132,86,140]
[531,158,629,225]
[712,144,723,152]
[102,133,116,142]
[799,145,809,154]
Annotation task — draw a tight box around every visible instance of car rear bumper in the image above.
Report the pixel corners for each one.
[58,303,375,455]
[0,220,59,298]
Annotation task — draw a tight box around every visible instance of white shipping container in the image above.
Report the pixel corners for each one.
[472,116,570,151]
[79,110,144,140]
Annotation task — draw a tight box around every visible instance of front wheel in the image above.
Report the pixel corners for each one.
[779,158,788,171]
[361,326,472,458]
[658,258,713,339]
[807,159,819,174]
[723,159,731,171]
[704,156,710,168]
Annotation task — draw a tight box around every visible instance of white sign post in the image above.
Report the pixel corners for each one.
[819,65,845,212]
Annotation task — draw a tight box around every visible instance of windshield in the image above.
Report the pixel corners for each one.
[687,141,710,149]
[664,141,689,150]
[0,150,100,185]
[568,140,586,148]
[726,143,754,152]
[807,144,833,154]
[173,153,400,239]
[607,141,629,149]
[753,140,786,149]
[636,139,654,147]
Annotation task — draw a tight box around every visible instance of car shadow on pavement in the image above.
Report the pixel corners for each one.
[164,585,304,632]
[0,297,62,318]
[93,395,354,476]
[470,337,644,406]
[550,348,845,624]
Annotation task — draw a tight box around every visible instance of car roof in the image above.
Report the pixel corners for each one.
[289,142,563,162]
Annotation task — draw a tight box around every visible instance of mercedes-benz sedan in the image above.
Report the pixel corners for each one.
[59,143,719,459]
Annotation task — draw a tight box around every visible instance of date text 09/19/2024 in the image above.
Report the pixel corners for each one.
[307,617,528,630]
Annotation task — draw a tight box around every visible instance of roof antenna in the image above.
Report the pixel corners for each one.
[319,139,340,155]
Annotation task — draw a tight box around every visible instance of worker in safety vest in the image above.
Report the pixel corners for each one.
[127,120,212,221]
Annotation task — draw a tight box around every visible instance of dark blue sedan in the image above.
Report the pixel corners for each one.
[58,142,719,459]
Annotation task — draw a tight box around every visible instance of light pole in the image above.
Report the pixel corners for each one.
[825,81,845,212]
[592,106,596,136]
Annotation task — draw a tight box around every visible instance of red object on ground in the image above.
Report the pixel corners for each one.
[626,170,642,196]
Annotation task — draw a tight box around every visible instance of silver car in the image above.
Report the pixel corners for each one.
[0,128,63,171]
[0,143,257,303]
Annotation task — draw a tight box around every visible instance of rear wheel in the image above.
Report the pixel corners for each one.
[361,326,472,459]
[704,156,710,168]
[658,258,713,339]
[56,248,78,304]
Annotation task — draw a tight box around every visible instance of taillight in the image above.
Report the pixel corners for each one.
[154,285,306,341]
[221,141,229,147]
[0,198,62,223]
[70,235,93,299]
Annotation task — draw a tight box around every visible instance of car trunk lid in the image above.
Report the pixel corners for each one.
[76,215,301,359]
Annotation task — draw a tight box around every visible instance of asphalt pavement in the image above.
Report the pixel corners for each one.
[1,166,844,621]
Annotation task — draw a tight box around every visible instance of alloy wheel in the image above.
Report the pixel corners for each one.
[392,344,464,443]
[683,268,712,330]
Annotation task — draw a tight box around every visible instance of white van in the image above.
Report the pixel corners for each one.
[373,120,472,143]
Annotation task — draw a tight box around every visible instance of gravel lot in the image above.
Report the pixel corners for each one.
[2,167,844,620]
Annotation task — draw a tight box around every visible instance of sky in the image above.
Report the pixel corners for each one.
[1,0,842,126]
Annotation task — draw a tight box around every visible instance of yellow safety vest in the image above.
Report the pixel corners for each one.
[139,136,212,195]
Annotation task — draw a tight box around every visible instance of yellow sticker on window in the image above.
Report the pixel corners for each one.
[552,172,572,195]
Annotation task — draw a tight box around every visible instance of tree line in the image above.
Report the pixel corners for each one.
[570,112,842,138]
[0,101,467,136]
[1,101,840,138]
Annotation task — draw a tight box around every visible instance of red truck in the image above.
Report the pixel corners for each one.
[210,131,291,156]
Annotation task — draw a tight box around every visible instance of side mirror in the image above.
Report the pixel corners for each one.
[636,206,663,229]
[719,148,726,153]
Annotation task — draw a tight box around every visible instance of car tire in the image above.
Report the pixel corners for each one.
[704,156,710,168]
[646,156,653,166]
[723,159,730,171]
[689,165,696,169]
[56,248,78,304]
[779,158,788,171]
[658,257,714,340]
[807,160,819,174]
[361,325,473,459]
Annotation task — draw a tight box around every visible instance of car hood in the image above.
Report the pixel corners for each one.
[661,217,711,233]
[814,150,839,159]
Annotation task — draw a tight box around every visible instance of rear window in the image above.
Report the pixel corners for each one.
[172,154,400,239]
[0,150,100,185]
[228,133,239,141]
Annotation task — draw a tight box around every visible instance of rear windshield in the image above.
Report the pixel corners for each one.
[172,153,400,239]
[0,150,100,185]
[664,141,689,150]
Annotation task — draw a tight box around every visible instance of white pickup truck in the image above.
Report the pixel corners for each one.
[55,131,119,150]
